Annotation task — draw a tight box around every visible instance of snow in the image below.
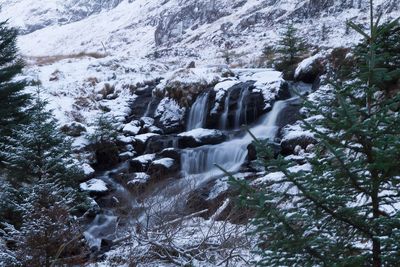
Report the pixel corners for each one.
[127,172,150,186]
[152,158,175,168]
[80,178,108,192]
[294,53,324,79]
[282,124,314,141]
[207,178,229,200]
[82,163,95,177]
[132,154,156,164]
[134,133,159,143]
[155,98,185,128]
[178,128,223,142]
[122,121,141,135]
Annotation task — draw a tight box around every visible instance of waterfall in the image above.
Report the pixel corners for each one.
[234,87,249,128]
[181,99,289,181]
[219,89,232,130]
[187,92,209,130]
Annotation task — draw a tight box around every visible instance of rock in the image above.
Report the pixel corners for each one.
[95,143,119,168]
[130,154,156,172]
[80,179,109,196]
[157,148,180,162]
[154,98,185,134]
[187,61,196,68]
[178,128,227,147]
[148,158,179,180]
[144,135,177,154]
[281,134,317,156]
[119,151,135,161]
[82,163,95,178]
[116,135,135,145]
[294,54,326,84]
[60,122,87,137]
[126,172,151,194]
[123,120,141,135]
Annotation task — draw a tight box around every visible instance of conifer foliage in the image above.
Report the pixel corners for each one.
[1,90,83,185]
[241,4,400,267]
[0,20,30,141]
[275,22,308,79]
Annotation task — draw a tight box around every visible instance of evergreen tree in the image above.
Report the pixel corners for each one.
[238,4,400,266]
[0,90,83,186]
[0,20,30,142]
[88,112,119,168]
[275,22,308,79]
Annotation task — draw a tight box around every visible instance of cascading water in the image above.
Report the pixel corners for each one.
[181,99,290,181]
[187,92,209,130]
[219,89,232,130]
[234,88,249,128]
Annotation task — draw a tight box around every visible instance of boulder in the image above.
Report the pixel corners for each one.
[281,134,317,156]
[148,158,179,180]
[80,178,109,196]
[126,172,151,194]
[294,54,326,84]
[130,154,156,172]
[122,120,141,135]
[178,128,227,147]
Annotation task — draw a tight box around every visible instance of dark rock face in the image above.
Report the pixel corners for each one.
[148,158,179,181]
[145,135,177,154]
[276,99,302,131]
[295,57,326,84]
[207,81,265,129]
[155,1,231,45]
[129,86,161,119]
[95,143,119,169]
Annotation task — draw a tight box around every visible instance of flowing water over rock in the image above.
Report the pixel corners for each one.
[187,92,209,130]
[181,99,290,181]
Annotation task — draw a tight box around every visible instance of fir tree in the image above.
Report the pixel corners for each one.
[275,22,307,79]
[0,20,30,142]
[0,90,83,186]
[237,3,400,267]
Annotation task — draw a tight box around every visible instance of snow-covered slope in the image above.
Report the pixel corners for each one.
[1,0,399,66]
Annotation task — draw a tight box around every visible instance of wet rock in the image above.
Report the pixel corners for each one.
[119,151,136,161]
[80,179,109,196]
[144,135,177,154]
[148,158,179,180]
[294,54,326,84]
[178,128,227,147]
[122,120,141,135]
[157,148,181,162]
[126,172,151,194]
[130,154,156,172]
[60,122,87,137]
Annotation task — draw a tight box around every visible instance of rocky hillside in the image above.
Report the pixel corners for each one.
[0,0,398,65]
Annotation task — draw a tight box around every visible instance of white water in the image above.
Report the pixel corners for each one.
[181,99,289,182]
[187,92,209,130]
[234,88,249,128]
[219,89,232,130]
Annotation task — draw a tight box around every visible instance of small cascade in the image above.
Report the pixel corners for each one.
[181,99,290,181]
[219,89,232,130]
[187,92,209,130]
[143,97,159,117]
[234,87,249,128]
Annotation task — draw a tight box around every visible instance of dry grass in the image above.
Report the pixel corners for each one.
[26,52,107,66]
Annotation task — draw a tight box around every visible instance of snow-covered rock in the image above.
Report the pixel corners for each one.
[155,98,185,133]
[80,178,108,193]
[122,120,141,135]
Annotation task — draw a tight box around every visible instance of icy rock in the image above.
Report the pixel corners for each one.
[82,163,95,177]
[148,158,178,180]
[119,151,136,161]
[178,128,226,147]
[294,54,325,83]
[80,179,109,194]
[155,98,185,133]
[123,120,141,135]
[130,154,156,172]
